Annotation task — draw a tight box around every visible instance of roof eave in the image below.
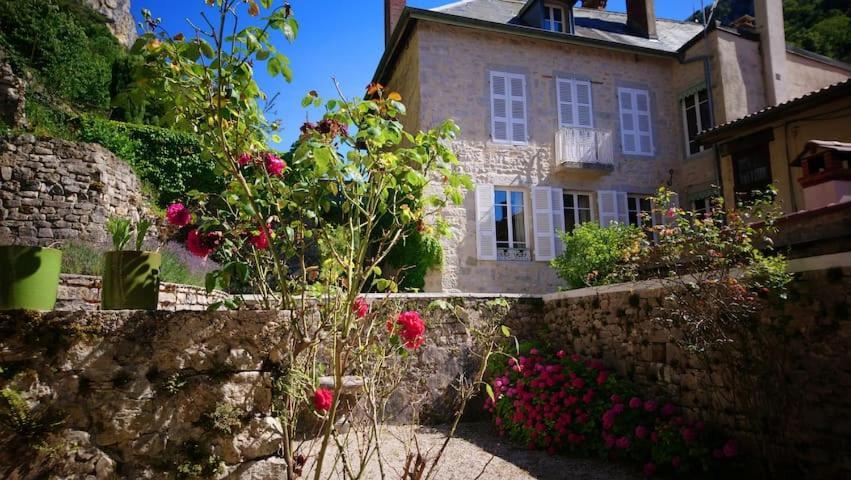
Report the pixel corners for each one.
[372,7,680,85]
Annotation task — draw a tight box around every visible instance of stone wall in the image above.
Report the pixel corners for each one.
[528,267,851,478]
[83,0,138,47]
[57,274,231,311]
[0,135,154,246]
[0,54,25,128]
[0,295,540,477]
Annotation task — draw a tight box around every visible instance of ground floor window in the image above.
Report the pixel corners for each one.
[495,189,528,261]
[563,192,594,232]
[732,143,772,198]
[627,195,653,229]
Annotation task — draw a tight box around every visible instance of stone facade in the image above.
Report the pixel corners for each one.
[0,135,154,246]
[0,54,25,128]
[83,0,138,47]
[56,274,231,311]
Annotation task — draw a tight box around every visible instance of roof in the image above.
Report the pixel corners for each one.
[792,140,851,166]
[696,79,851,144]
[433,0,704,54]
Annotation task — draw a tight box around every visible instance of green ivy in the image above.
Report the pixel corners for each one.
[385,230,443,291]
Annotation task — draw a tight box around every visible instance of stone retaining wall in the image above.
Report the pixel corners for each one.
[0,135,155,246]
[528,267,851,478]
[0,296,539,477]
[57,274,231,311]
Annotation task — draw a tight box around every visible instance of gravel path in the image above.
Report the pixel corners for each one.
[304,422,641,480]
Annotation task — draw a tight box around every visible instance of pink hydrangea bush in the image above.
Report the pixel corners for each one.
[485,346,738,477]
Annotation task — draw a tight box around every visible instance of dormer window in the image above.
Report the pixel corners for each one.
[544,4,566,32]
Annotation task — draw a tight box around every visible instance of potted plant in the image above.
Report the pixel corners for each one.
[101,217,160,310]
[0,237,63,311]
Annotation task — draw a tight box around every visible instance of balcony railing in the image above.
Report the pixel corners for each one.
[497,247,531,262]
[555,127,614,170]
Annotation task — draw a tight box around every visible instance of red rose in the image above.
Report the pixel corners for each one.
[264,152,286,176]
[389,311,425,349]
[313,387,333,412]
[237,152,252,166]
[186,229,221,258]
[249,227,270,250]
[352,297,369,318]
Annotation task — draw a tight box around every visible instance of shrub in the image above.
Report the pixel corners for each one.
[385,230,443,291]
[0,0,125,111]
[485,346,739,477]
[74,117,223,206]
[551,222,644,289]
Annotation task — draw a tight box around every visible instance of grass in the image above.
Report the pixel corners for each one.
[60,241,215,288]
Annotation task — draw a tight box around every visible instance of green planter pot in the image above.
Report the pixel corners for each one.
[102,251,161,310]
[0,246,62,311]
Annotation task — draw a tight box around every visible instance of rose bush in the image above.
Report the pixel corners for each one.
[485,346,738,477]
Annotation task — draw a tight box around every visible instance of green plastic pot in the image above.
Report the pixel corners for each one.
[0,245,63,311]
[101,251,161,310]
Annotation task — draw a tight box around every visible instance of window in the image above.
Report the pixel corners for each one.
[618,87,654,156]
[627,195,653,229]
[557,78,593,128]
[495,189,528,260]
[732,143,772,197]
[682,88,712,155]
[563,192,594,231]
[490,71,528,144]
[692,197,710,215]
[544,5,565,32]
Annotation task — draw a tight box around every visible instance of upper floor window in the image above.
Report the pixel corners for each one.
[557,78,594,128]
[490,71,528,145]
[544,5,566,32]
[682,88,712,155]
[618,87,654,156]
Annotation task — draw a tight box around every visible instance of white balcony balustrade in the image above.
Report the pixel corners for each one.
[555,127,614,172]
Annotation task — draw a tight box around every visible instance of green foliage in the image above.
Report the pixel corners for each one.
[385,230,443,291]
[106,217,133,251]
[75,117,223,205]
[0,0,126,110]
[172,440,224,479]
[203,403,243,435]
[551,222,644,289]
[24,95,75,139]
[0,387,64,445]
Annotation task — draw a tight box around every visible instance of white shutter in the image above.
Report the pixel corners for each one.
[558,78,593,128]
[551,188,565,256]
[557,79,574,127]
[575,80,593,127]
[509,75,527,144]
[532,186,555,261]
[475,185,497,260]
[597,190,618,227]
[616,192,629,225]
[490,72,508,142]
[618,89,637,154]
[619,87,653,155]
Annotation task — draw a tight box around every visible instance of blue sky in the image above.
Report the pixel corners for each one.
[132,1,703,147]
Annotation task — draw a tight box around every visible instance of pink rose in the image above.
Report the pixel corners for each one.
[661,402,676,417]
[313,387,333,412]
[643,400,657,412]
[629,397,642,409]
[249,227,269,250]
[237,152,252,166]
[186,229,221,258]
[390,311,426,349]
[596,371,609,385]
[635,425,648,439]
[264,152,286,176]
[681,427,696,443]
[166,203,191,226]
[615,436,630,449]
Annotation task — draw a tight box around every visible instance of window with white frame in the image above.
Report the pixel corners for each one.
[494,189,528,259]
[557,78,594,128]
[692,197,710,214]
[490,71,528,144]
[618,87,654,156]
[627,195,653,229]
[544,5,565,32]
[563,192,594,232]
[682,88,712,155]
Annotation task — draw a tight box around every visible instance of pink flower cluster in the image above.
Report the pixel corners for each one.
[352,297,369,319]
[313,387,333,412]
[485,348,738,477]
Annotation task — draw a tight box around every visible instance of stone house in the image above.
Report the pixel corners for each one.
[373,0,851,293]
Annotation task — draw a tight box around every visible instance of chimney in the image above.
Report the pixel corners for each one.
[581,0,607,9]
[755,0,788,105]
[385,0,406,45]
[625,0,657,39]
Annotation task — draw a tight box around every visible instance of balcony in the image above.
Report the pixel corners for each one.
[497,247,531,262]
[555,127,614,172]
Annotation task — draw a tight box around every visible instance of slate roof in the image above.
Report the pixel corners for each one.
[431,0,705,54]
[696,79,851,143]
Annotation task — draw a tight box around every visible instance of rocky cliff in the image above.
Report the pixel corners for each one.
[83,0,138,47]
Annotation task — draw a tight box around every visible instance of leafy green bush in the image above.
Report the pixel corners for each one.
[385,230,443,291]
[75,116,223,205]
[551,222,644,289]
[0,0,126,110]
